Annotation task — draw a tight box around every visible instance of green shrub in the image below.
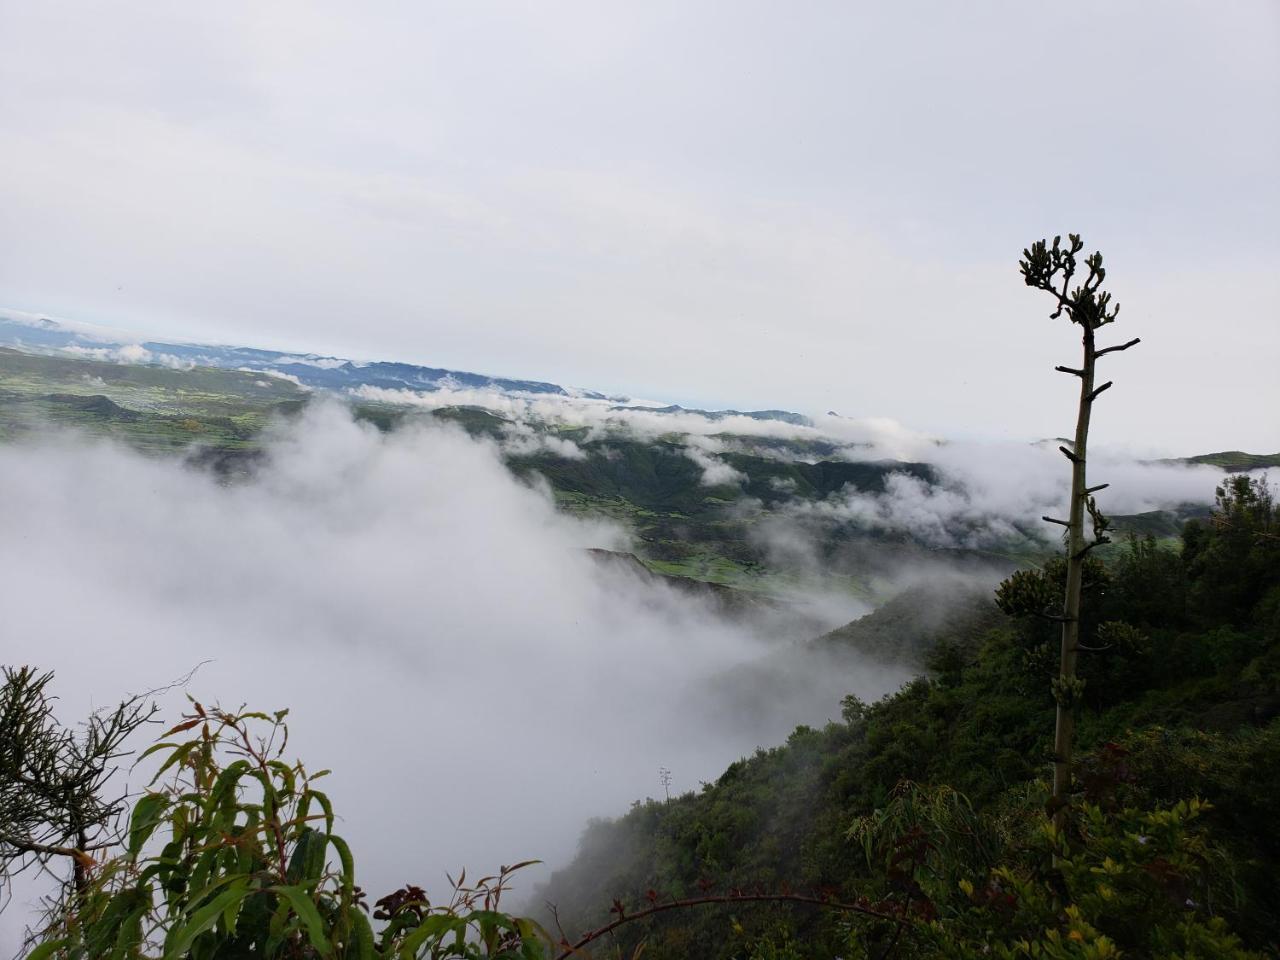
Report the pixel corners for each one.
[28,703,551,960]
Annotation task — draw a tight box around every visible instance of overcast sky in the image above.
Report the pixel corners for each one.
[1,1,1276,453]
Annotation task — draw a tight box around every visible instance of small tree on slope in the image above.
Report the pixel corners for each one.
[1018,234,1139,826]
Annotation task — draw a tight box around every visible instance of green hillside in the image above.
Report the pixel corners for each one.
[0,347,305,454]
[1185,450,1280,471]
[536,474,1280,957]
[505,440,996,596]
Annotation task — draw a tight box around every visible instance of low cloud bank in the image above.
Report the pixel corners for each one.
[61,342,195,370]
[351,384,925,454]
[354,385,1236,547]
[803,441,1234,550]
[0,404,901,950]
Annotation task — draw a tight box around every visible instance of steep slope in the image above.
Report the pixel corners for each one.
[535,492,1280,957]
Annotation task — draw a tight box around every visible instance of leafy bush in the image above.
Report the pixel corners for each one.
[27,703,551,960]
[852,782,1259,959]
[535,476,1280,956]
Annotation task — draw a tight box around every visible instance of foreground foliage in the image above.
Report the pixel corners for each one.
[0,667,155,898]
[23,705,551,959]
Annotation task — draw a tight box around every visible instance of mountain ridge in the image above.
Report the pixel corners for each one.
[0,312,810,426]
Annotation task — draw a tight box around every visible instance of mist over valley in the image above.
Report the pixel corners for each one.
[1,314,1272,952]
[2,4,1277,952]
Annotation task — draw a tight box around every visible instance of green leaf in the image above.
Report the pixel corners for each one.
[221,887,245,937]
[310,789,336,834]
[264,895,293,955]
[469,910,516,943]
[110,902,148,960]
[346,909,376,960]
[516,918,551,960]
[229,888,273,952]
[179,872,251,921]
[233,819,259,875]
[137,740,179,761]
[203,759,251,820]
[163,880,251,959]
[285,827,327,885]
[395,915,461,960]
[24,939,70,960]
[85,889,138,954]
[187,847,221,903]
[327,834,355,900]
[129,793,172,858]
[266,760,297,796]
[148,740,200,785]
[269,884,334,957]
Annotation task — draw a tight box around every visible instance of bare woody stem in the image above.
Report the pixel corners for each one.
[1019,235,1136,832]
[0,832,105,861]
[555,893,897,959]
[1052,316,1096,830]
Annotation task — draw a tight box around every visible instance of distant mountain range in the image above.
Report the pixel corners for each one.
[4,308,1276,601]
[0,312,813,426]
[0,312,584,396]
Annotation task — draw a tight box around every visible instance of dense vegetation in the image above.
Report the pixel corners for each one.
[1183,452,1280,472]
[536,473,1280,957]
[0,348,304,456]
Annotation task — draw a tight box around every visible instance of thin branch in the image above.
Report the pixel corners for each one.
[1096,337,1140,358]
[1085,381,1113,403]
[1073,539,1110,560]
[875,918,909,960]
[1032,610,1074,623]
[1058,446,1080,463]
[1054,366,1084,377]
[1083,483,1110,495]
[1041,516,1070,527]
[0,833,99,861]
[555,893,895,959]
[546,903,573,951]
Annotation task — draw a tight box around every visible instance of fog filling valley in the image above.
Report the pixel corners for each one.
[0,403,896,945]
[0,399,1242,949]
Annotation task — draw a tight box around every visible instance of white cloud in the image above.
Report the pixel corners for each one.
[349,382,1236,550]
[350,383,925,454]
[61,342,194,370]
[0,403,905,951]
[252,367,308,387]
[498,419,586,460]
[776,441,1231,550]
[350,384,1234,538]
[684,443,745,487]
[275,355,348,370]
[114,343,151,364]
